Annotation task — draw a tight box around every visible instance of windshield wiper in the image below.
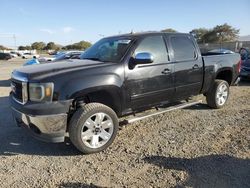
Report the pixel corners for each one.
[83,57,100,61]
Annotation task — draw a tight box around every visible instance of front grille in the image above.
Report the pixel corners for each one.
[11,80,23,102]
[11,79,28,104]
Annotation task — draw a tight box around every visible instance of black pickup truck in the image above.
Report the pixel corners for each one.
[10,32,241,154]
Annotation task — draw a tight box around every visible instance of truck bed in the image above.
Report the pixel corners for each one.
[201,53,241,93]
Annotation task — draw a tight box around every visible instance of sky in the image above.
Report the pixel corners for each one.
[0,0,249,48]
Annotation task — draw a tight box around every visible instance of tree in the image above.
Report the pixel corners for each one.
[161,28,177,33]
[31,42,46,50]
[213,23,239,43]
[25,45,32,50]
[45,42,60,50]
[190,28,209,43]
[18,46,26,50]
[0,45,7,50]
[76,41,92,50]
[18,45,32,50]
[190,23,239,43]
[64,41,92,50]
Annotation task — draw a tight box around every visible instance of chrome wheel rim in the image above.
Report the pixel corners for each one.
[81,112,114,149]
[216,83,228,106]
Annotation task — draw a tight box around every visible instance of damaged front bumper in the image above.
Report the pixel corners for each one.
[12,107,67,143]
[10,94,72,143]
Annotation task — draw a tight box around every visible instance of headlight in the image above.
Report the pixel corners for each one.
[29,83,54,102]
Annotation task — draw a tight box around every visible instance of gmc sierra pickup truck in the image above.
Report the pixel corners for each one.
[10,32,241,154]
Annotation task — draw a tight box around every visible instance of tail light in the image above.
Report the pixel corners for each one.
[237,59,242,73]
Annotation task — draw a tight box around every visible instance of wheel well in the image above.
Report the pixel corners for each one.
[216,70,232,85]
[74,90,121,115]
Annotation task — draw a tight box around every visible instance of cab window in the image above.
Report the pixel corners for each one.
[134,35,169,63]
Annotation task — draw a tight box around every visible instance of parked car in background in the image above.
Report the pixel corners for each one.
[38,51,63,62]
[51,51,82,61]
[10,52,18,58]
[0,52,11,60]
[24,51,83,66]
[239,47,250,80]
[38,51,83,62]
[206,48,235,55]
[48,51,58,55]
[38,56,56,62]
[22,53,40,59]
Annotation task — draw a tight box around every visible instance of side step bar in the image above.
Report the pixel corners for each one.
[125,100,202,124]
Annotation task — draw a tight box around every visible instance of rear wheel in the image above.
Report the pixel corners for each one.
[69,103,119,154]
[206,79,229,109]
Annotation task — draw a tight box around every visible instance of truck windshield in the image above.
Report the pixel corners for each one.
[80,37,132,62]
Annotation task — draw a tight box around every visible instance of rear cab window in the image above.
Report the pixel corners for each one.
[170,35,197,62]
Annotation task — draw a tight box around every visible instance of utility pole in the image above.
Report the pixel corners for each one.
[0,33,17,49]
[13,34,16,50]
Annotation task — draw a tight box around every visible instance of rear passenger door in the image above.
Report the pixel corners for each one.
[168,35,203,98]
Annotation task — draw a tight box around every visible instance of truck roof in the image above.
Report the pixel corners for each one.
[104,31,191,39]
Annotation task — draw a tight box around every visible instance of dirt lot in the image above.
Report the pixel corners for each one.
[0,58,249,188]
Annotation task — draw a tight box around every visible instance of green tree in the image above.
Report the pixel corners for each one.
[64,41,92,50]
[196,23,240,43]
[161,28,177,33]
[0,45,7,50]
[18,45,32,50]
[18,46,26,50]
[45,42,61,50]
[76,41,92,50]
[25,45,32,50]
[190,28,209,43]
[31,42,46,50]
[213,23,239,42]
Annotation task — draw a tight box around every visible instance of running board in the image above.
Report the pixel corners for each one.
[125,100,202,124]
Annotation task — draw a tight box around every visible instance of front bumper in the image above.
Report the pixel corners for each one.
[12,107,67,143]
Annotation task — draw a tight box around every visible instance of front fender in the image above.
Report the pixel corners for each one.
[58,74,123,100]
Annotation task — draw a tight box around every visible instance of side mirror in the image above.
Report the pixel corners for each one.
[134,52,154,64]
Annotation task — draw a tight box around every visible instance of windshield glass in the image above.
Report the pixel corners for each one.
[80,37,132,62]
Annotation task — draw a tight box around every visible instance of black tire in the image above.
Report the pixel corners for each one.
[206,79,230,109]
[69,103,119,154]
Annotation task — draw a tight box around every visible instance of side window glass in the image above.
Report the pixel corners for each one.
[134,36,169,63]
[170,36,196,61]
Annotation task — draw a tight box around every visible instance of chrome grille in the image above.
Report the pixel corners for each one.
[11,74,28,104]
[11,80,23,101]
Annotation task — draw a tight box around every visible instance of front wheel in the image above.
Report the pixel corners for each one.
[206,79,230,109]
[69,103,119,154]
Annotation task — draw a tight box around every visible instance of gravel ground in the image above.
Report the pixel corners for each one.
[0,58,249,188]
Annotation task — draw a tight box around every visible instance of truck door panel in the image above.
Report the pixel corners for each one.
[125,35,174,109]
[168,35,203,98]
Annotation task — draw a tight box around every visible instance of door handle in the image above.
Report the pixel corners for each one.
[161,68,171,74]
[192,64,199,69]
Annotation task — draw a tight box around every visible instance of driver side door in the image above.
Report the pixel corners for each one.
[124,35,175,110]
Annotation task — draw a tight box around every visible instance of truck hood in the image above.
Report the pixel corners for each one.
[12,59,114,81]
